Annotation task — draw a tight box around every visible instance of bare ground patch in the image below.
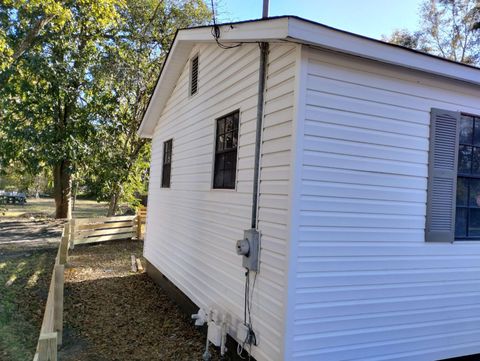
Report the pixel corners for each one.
[61,240,223,361]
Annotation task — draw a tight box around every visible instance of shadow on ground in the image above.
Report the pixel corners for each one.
[61,273,225,361]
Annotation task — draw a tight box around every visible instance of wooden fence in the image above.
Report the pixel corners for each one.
[136,206,147,240]
[70,215,137,246]
[33,225,69,361]
[33,208,147,361]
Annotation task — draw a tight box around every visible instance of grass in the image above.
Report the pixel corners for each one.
[0,249,57,361]
[2,198,109,218]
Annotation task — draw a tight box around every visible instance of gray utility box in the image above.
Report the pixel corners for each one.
[236,228,260,272]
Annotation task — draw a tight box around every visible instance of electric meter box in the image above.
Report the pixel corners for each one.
[236,229,260,272]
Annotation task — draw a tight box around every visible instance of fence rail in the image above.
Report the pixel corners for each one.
[71,216,136,246]
[33,226,68,361]
[33,208,146,361]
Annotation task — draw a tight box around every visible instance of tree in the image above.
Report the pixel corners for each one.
[0,0,124,218]
[0,0,212,218]
[381,29,428,50]
[82,0,211,215]
[0,1,71,73]
[384,0,480,65]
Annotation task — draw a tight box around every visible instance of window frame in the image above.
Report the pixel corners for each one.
[161,139,173,188]
[212,110,240,190]
[455,112,480,240]
[189,54,199,97]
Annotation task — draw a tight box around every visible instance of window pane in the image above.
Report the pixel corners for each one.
[458,145,472,173]
[469,208,480,237]
[217,135,224,151]
[224,151,236,170]
[224,169,235,189]
[162,140,172,188]
[217,119,224,135]
[474,118,480,146]
[473,147,480,175]
[470,179,480,207]
[233,112,239,129]
[460,115,474,144]
[162,164,171,188]
[233,132,238,148]
[215,153,225,171]
[214,170,224,188]
[213,111,239,189]
[455,207,467,238]
[225,132,233,149]
[457,177,468,206]
[225,116,233,132]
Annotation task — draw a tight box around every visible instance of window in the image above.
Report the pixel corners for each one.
[455,114,480,239]
[161,139,172,188]
[213,110,239,189]
[426,109,480,242]
[190,55,198,96]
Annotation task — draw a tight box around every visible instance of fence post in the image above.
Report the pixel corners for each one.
[136,214,141,240]
[69,219,75,250]
[59,226,68,265]
[37,332,57,361]
[54,265,64,345]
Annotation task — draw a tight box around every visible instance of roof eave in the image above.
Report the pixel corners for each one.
[137,17,290,138]
[287,17,480,87]
[138,16,480,138]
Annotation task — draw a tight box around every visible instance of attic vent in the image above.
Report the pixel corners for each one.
[190,55,199,96]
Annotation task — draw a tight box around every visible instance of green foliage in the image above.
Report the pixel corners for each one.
[80,0,211,213]
[381,29,428,50]
[0,0,212,215]
[0,165,52,194]
[384,0,480,65]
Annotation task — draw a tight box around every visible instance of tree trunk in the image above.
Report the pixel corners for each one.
[107,192,118,217]
[53,160,72,219]
[72,180,78,211]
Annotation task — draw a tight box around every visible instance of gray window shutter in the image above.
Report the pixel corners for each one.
[426,108,461,242]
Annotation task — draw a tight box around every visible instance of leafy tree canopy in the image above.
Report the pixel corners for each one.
[0,0,212,217]
[384,0,480,65]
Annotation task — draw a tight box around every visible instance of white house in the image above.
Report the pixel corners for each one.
[138,16,480,361]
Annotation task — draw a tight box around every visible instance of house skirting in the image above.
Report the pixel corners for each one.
[145,259,256,361]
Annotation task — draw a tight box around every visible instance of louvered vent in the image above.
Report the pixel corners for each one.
[433,113,457,170]
[426,109,460,242]
[190,55,198,96]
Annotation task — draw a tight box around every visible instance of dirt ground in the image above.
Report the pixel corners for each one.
[61,240,223,361]
[0,218,224,361]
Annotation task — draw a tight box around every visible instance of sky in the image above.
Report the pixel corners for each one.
[215,0,424,40]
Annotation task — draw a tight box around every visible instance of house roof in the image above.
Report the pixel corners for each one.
[138,15,480,138]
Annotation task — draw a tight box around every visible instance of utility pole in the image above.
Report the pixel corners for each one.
[262,0,269,18]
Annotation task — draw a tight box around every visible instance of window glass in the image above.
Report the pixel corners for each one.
[455,208,467,238]
[469,179,480,207]
[458,145,472,174]
[469,209,480,237]
[213,111,239,189]
[474,117,480,146]
[459,115,473,144]
[455,113,480,239]
[161,139,172,188]
[456,177,468,206]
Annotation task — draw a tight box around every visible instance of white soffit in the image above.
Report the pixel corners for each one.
[138,16,480,138]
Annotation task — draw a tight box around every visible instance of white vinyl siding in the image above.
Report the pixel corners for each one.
[145,43,297,361]
[289,45,480,361]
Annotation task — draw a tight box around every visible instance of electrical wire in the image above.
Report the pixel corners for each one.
[210,0,243,49]
[237,269,258,360]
